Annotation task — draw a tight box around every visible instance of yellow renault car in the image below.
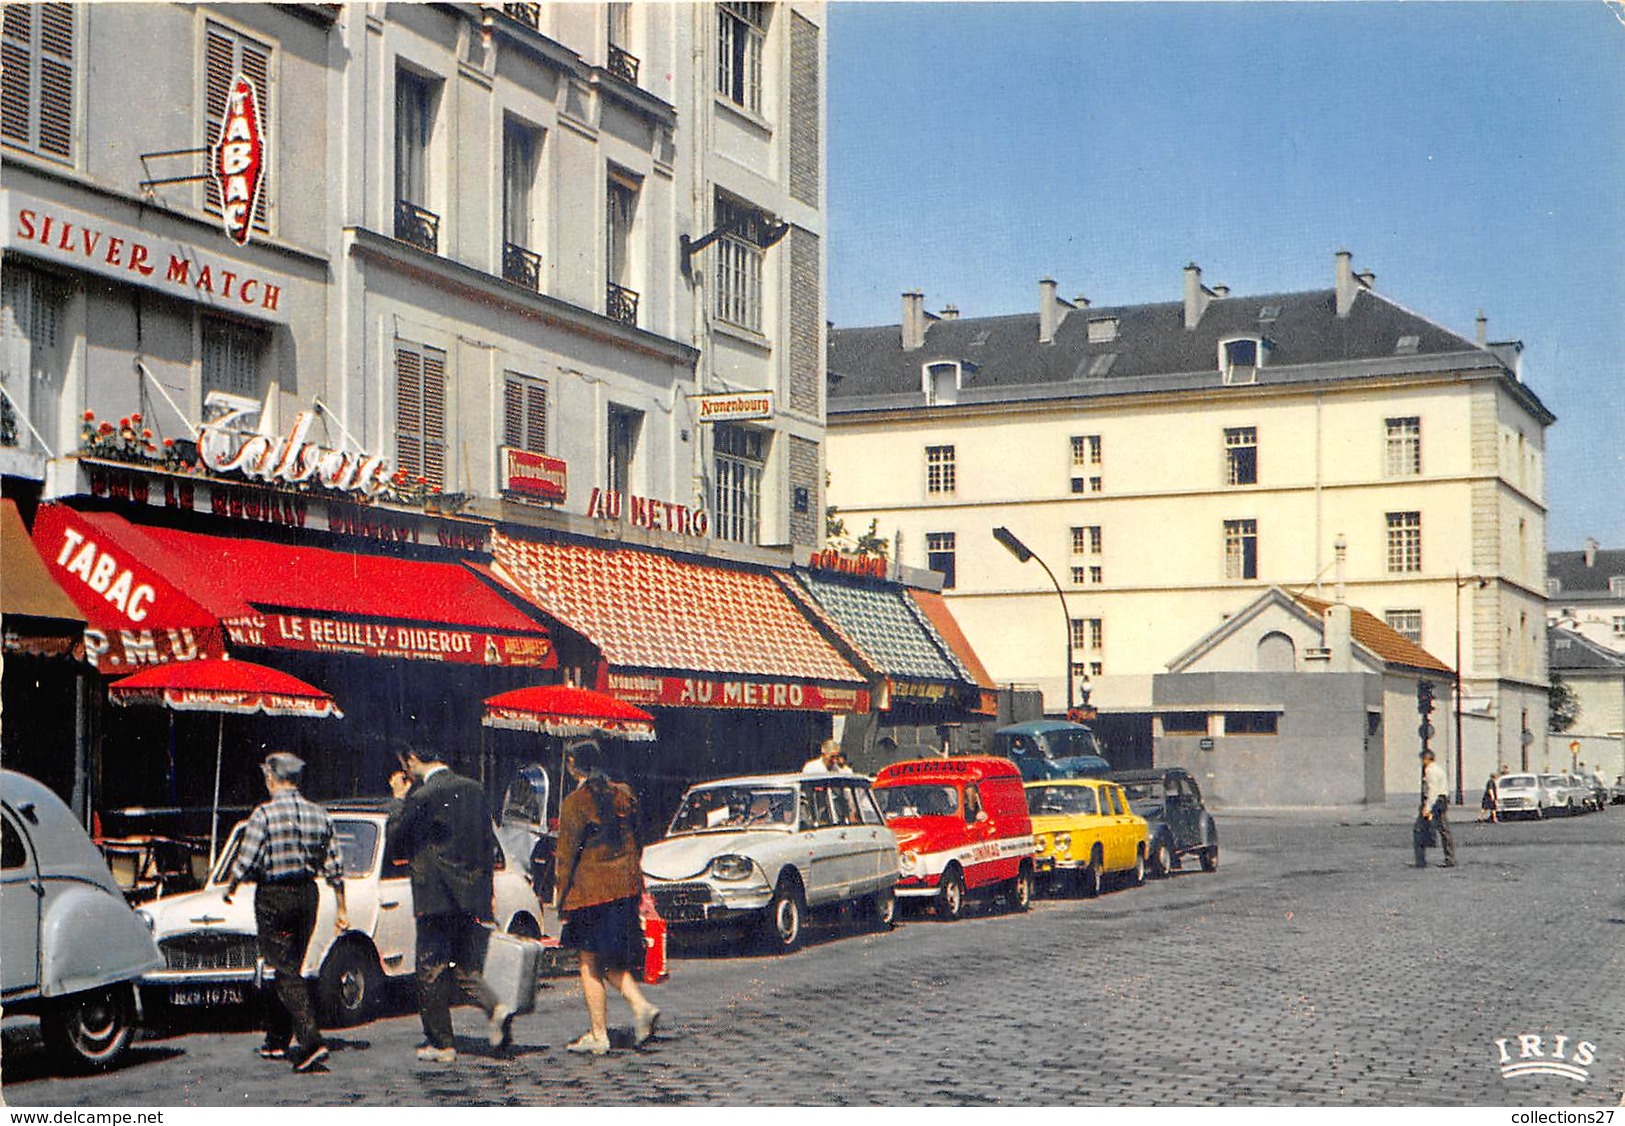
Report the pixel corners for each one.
[1024,778,1148,896]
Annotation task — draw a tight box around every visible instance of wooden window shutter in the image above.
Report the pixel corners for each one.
[395,346,423,477]
[2,3,74,160]
[525,381,546,453]
[420,346,446,487]
[503,374,548,454]
[503,376,524,449]
[1,7,32,149]
[203,22,270,231]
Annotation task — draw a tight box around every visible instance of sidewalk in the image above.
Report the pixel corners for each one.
[1215,798,1422,825]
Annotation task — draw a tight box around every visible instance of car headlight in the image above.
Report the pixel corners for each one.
[1054,832,1072,859]
[135,907,155,933]
[1034,834,1049,855]
[899,851,919,874]
[708,855,755,881]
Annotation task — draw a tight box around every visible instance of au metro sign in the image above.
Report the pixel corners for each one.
[212,75,265,247]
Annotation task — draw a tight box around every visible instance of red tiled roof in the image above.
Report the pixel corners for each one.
[491,533,864,685]
[1294,594,1452,673]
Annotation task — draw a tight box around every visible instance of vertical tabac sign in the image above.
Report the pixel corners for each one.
[212,75,265,247]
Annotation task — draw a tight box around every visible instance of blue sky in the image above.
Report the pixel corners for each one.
[826,2,1625,549]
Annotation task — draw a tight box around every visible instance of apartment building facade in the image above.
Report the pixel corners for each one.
[826,253,1557,785]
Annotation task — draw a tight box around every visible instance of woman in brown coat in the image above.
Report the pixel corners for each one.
[554,741,659,1054]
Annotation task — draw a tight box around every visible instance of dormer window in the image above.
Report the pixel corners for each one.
[1218,336,1266,385]
[1395,334,1421,355]
[923,361,960,406]
[1086,317,1119,343]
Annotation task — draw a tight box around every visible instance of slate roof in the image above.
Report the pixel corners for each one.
[1547,547,1625,598]
[1549,628,1625,672]
[828,286,1553,423]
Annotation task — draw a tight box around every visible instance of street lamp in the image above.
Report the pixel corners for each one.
[1454,572,1490,805]
[992,526,1074,713]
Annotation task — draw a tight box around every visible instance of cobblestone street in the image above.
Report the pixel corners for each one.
[5,807,1622,1107]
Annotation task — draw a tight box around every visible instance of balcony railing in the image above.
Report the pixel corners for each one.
[503,242,542,291]
[503,3,540,29]
[607,45,640,86]
[394,200,440,254]
[606,282,639,327]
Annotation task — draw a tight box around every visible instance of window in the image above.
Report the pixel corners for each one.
[1385,609,1423,644]
[1,263,70,453]
[1,2,74,162]
[1161,712,1207,736]
[716,2,767,113]
[1612,616,1625,637]
[1070,566,1086,585]
[1224,712,1278,735]
[926,532,956,589]
[924,362,959,406]
[606,404,641,496]
[502,117,542,286]
[502,373,548,454]
[1385,416,1421,476]
[606,2,639,83]
[202,316,266,399]
[395,68,438,251]
[606,168,640,324]
[1220,337,1261,384]
[1068,618,1102,652]
[1086,317,1118,343]
[1386,511,1422,573]
[395,343,447,489]
[1069,618,1086,652]
[1072,434,1102,466]
[1089,565,1103,585]
[204,21,271,233]
[714,422,764,544]
[1071,525,1102,555]
[925,444,955,495]
[1224,426,1257,485]
[1088,661,1103,677]
[1609,577,1625,597]
[713,194,763,332]
[1224,518,1258,580]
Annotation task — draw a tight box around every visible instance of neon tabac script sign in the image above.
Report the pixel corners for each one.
[212,75,265,247]
[198,391,393,497]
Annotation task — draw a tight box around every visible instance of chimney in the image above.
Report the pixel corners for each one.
[1039,278,1072,344]
[1355,271,1376,289]
[1211,284,1230,298]
[1335,250,1357,318]
[901,291,927,351]
[1475,310,1487,346]
[1183,263,1211,329]
[1074,295,1090,309]
[1585,537,1599,567]
[1333,534,1347,605]
[939,305,959,321]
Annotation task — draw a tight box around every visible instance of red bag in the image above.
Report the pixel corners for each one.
[639,891,668,984]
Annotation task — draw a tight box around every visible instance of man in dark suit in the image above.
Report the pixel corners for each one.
[387,746,514,1062]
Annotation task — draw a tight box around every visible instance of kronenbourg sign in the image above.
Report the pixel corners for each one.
[212,74,265,247]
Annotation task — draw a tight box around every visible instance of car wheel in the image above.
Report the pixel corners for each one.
[935,866,967,920]
[507,912,542,939]
[41,986,135,1071]
[758,876,806,953]
[1007,864,1034,913]
[1129,847,1146,887]
[1150,839,1174,878]
[866,887,896,930]
[1199,844,1220,873]
[1078,851,1103,898]
[318,940,385,1027]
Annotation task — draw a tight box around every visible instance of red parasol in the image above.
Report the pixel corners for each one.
[109,657,342,867]
[481,684,655,742]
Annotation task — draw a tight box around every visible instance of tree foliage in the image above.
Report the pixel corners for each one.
[1548,674,1580,733]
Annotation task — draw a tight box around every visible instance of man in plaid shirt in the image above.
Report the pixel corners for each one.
[224,752,348,1073]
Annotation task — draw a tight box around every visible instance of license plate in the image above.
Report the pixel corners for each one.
[170,984,247,1007]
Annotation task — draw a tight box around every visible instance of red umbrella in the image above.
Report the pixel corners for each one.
[109,657,342,867]
[481,684,655,741]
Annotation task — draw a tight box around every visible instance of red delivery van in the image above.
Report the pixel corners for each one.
[871,756,1036,920]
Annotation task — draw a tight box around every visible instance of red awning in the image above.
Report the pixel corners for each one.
[907,589,999,716]
[489,532,870,713]
[32,504,555,673]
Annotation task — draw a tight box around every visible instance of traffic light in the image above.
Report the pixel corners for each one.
[1417,679,1435,716]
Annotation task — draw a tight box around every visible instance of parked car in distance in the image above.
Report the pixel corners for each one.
[2,769,164,1070]
[1541,773,1590,816]
[1494,773,1554,819]
[991,721,1112,782]
[872,756,1036,919]
[1025,778,1148,895]
[138,800,543,1026]
[1110,767,1220,876]
[1578,773,1609,813]
[641,773,900,953]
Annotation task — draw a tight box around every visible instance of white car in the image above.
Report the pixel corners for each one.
[1542,773,1591,816]
[1494,773,1555,820]
[137,801,543,1025]
[641,773,901,953]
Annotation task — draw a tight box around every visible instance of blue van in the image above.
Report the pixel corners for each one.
[990,720,1111,781]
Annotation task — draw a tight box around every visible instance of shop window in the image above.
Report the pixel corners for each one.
[395,343,447,488]
[606,404,642,496]
[204,20,272,234]
[202,316,267,399]
[1385,416,1421,476]
[1224,518,1258,580]
[1,263,70,454]
[1,2,75,163]
[716,1,768,113]
[1386,511,1422,573]
[502,372,548,454]
[1225,426,1257,485]
[926,531,956,589]
[714,421,764,544]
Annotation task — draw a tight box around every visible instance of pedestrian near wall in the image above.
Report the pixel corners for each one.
[223,751,347,1074]
[554,741,660,1055]
[1416,748,1456,868]
[1478,773,1499,823]
[387,746,513,1063]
